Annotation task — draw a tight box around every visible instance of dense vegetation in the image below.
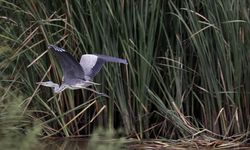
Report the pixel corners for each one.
[1,0,250,146]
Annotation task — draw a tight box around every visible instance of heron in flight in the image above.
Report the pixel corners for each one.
[37,45,127,93]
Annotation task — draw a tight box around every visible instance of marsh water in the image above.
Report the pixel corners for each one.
[41,138,89,150]
[41,138,127,150]
[40,138,250,150]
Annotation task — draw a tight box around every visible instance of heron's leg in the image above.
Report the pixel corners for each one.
[84,81,100,86]
[82,87,109,98]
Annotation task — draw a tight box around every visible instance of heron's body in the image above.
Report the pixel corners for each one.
[37,45,127,93]
[37,80,98,93]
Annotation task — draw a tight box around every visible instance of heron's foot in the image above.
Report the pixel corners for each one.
[82,87,109,98]
[96,92,109,98]
[84,81,100,86]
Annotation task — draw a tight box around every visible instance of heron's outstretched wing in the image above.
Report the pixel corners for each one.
[79,54,127,80]
[48,45,85,82]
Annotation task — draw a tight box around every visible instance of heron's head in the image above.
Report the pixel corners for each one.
[37,81,59,88]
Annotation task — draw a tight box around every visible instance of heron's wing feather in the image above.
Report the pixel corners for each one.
[97,55,128,64]
[80,54,127,80]
[48,45,85,82]
[79,54,101,80]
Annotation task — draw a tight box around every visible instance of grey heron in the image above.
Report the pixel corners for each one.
[37,45,127,93]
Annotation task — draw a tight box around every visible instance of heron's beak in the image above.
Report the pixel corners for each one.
[36,82,46,86]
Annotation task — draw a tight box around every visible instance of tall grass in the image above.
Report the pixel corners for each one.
[1,0,250,142]
[0,78,40,149]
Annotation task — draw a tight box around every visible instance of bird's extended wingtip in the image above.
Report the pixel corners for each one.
[120,58,128,64]
[47,44,53,49]
[124,59,128,64]
[48,44,65,52]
